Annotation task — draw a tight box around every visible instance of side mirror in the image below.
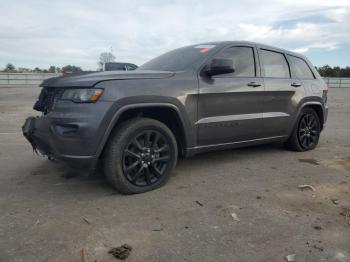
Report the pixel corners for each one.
[206,58,234,76]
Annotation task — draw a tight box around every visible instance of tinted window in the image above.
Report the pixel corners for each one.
[139,45,217,71]
[287,55,314,79]
[214,46,255,77]
[126,64,137,70]
[104,63,125,71]
[260,49,290,78]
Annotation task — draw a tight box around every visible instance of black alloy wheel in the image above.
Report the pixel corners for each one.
[285,107,321,152]
[103,117,177,194]
[297,113,319,149]
[123,130,170,187]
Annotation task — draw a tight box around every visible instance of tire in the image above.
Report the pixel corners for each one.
[103,117,178,194]
[285,107,321,152]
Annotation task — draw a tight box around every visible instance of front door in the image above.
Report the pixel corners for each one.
[197,45,264,146]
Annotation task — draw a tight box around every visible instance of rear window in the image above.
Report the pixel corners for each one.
[260,49,290,78]
[126,64,137,70]
[104,63,125,71]
[287,55,315,79]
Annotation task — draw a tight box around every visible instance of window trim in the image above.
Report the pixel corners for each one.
[259,48,291,79]
[286,54,316,80]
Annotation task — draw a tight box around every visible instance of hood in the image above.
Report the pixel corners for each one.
[40,70,175,88]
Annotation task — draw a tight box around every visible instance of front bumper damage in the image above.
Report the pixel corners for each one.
[22,116,37,153]
[22,83,116,173]
[22,116,98,172]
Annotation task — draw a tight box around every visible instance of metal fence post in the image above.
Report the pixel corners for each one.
[339,78,341,88]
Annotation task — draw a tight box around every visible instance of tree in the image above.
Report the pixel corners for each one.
[48,65,57,73]
[98,52,116,70]
[317,65,334,77]
[61,65,82,75]
[317,65,350,77]
[33,67,42,73]
[4,63,16,72]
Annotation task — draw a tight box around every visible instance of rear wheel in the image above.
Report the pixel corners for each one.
[103,118,178,194]
[285,107,321,151]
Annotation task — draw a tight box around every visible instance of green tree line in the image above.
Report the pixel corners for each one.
[0,63,82,74]
[316,65,350,78]
[1,52,114,74]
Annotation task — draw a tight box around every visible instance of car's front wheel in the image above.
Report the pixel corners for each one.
[103,117,178,194]
[285,107,321,151]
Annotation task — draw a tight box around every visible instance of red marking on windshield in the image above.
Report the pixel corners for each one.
[200,48,210,53]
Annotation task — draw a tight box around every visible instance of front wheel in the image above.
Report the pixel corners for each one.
[103,118,178,194]
[285,107,321,151]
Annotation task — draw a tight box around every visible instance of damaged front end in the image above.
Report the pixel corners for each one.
[21,84,104,173]
[22,116,37,153]
[22,86,64,157]
[33,86,64,114]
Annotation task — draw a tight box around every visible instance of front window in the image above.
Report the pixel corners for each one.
[213,46,256,77]
[139,44,217,71]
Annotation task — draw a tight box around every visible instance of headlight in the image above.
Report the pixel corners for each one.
[61,88,103,103]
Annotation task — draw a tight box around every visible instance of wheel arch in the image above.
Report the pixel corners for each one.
[295,100,325,131]
[96,103,189,158]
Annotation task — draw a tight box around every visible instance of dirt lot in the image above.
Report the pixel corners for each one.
[0,87,349,262]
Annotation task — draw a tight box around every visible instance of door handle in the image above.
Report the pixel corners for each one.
[291,82,302,87]
[247,82,261,87]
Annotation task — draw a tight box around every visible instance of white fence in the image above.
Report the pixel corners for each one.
[0,73,60,87]
[0,73,349,88]
[323,77,350,88]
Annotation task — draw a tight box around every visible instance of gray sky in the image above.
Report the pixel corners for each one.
[0,0,349,70]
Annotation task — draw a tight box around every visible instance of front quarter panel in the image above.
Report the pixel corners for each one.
[93,71,199,155]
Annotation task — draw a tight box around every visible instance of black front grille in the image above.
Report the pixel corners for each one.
[33,87,63,114]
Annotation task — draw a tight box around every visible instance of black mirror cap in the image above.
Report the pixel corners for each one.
[206,58,234,76]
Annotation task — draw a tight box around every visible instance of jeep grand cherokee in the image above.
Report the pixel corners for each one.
[23,41,328,194]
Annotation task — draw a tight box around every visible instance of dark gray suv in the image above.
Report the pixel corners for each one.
[23,41,328,194]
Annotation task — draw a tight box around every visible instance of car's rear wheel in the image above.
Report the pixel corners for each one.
[285,107,321,151]
[103,117,178,194]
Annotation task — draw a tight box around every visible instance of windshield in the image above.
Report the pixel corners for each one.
[139,44,217,71]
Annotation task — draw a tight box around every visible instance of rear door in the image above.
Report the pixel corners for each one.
[258,48,300,138]
[197,45,264,146]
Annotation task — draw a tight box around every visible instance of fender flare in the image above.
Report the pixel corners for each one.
[297,101,323,115]
[290,100,325,134]
[95,102,190,157]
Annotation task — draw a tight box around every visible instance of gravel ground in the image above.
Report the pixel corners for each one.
[0,87,349,262]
